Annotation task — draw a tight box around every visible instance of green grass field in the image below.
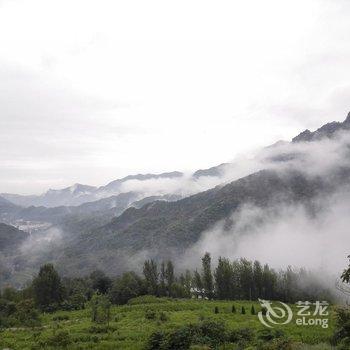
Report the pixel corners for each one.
[0,298,335,350]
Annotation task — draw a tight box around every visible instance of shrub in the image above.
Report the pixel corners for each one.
[61,293,86,310]
[146,330,167,350]
[166,326,193,350]
[257,329,285,342]
[89,293,112,325]
[257,337,293,350]
[145,320,228,350]
[251,305,256,315]
[332,307,350,346]
[159,311,169,322]
[214,306,219,314]
[145,309,157,320]
[46,330,72,348]
[241,306,246,315]
[231,305,236,313]
[194,319,227,346]
[227,327,255,343]
[13,299,41,327]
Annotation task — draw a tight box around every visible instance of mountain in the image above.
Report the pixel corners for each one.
[1,183,97,207]
[0,195,21,221]
[192,164,229,178]
[46,111,350,276]
[97,171,183,193]
[3,112,350,280]
[0,222,29,251]
[130,194,182,209]
[292,112,350,142]
[51,164,344,277]
[90,169,329,251]
[1,172,184,208]
[0,192,141,225]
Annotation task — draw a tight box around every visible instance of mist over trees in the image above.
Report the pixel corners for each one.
[0,252,334,329]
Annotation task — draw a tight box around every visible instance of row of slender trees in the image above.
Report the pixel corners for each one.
[141,253,331,303]
[0,253,333,316]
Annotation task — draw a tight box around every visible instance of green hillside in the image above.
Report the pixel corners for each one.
[0,298,334,350]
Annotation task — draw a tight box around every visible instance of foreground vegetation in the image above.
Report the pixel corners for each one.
[0,297,336,350]
[2,253,350,348]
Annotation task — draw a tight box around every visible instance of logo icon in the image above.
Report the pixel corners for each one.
[258,299,293,328]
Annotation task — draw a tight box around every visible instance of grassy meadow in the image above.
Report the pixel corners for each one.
[0,298,335,350]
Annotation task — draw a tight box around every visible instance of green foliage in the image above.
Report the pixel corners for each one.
[110,271,146,305]
[145,309,157,320]
[331,307,350,347]
[143,260,159,296]
[241,306,246,314]
[159,311,168,322]
[257,337,293,350]
[257,329,285,342]
[341,256,350,283]
[88,325,110,333]
[0,298,335,349]
[251,305,256,315]
[52,314,70,321]
[166,326,193,350]
[215,257,235,300]
[46,330,72,348]
[61,291,86,311]
[90,270,112,294]
[32,264,65,312]
[89,293,112,325]
[13,299,41,327]
[146,330,166,350]
[227,327,255,343]
[214,306,219,314]
[201,253,214,299]
[231,304,236,313]
[128,295,170,305]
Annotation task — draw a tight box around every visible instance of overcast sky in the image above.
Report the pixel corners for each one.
[1,0,350,194]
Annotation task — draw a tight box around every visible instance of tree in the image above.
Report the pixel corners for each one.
[165,260,175,296]
[262,264,277,299]
[89,293,111,325]
[143,260,159,295]
[159,262,167,297]
[32,264,64,311]
[214,257,233,300]
[239,258,254,300]
[251,305,256,315]
[202,252,214,299]
[90,270,112,294]
[253,260,263,299]
[182,270,192,298]
[341,256,350,284]
[110,271,145,304]
[14,299,41,327]
[193,270,203,298]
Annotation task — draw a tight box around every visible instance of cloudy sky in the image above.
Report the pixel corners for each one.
[1,0,350,194]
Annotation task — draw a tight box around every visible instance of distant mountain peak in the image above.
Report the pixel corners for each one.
[101,171,184,192]
[292,111,350,143]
